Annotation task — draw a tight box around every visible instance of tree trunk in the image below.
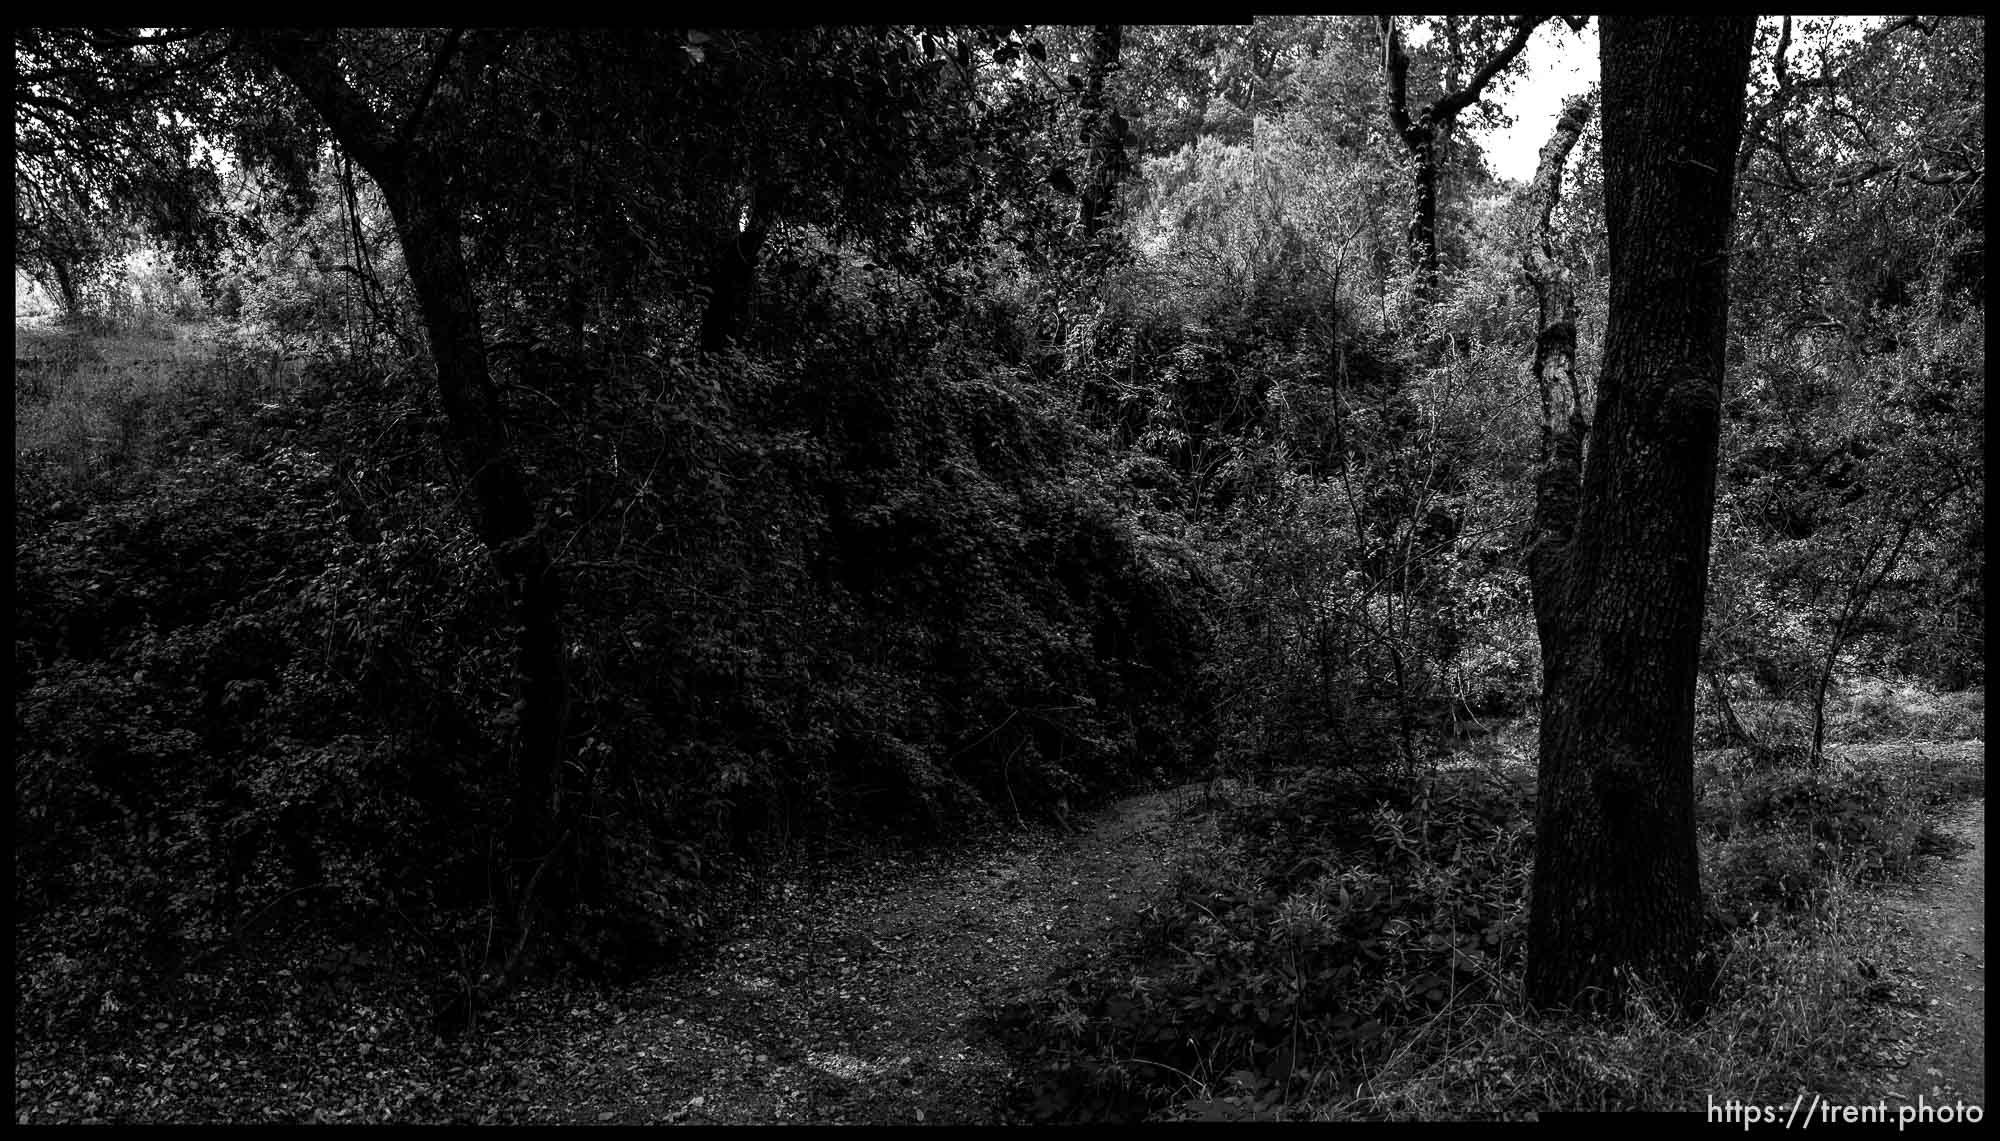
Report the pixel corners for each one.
[1522,16,1754,1018]
[699,191,775,353]
[48,257,82,319]
[1378,16,1542,308]
[1407,140,1442,302]
[393,175,570,869]
[1806,509,1925,769]
[254,31,571,886]
[1706,670,1757,748]
[1521,92,1593,657]
[1079,24,1125,240]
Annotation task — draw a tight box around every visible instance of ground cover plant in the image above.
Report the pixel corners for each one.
[991,698,1983,1121]
[14,17,1983,1123]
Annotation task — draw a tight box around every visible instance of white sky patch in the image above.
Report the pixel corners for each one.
[1472,16,1884,186]
[1472,20,1597,186]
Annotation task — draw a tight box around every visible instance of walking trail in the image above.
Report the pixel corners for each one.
[20,759,1979,1123]
[454,781,1248,1124]
[461,774,1985,1125]
[1854,794,1984,1108]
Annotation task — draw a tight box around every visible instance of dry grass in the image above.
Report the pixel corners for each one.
[1703,675,1984,752]
[1274,804,1954,1121]
[1828,678,1985,744]
[1303,889,1884,1120]
[15,320,305,488]
[1234,712,1981,1120]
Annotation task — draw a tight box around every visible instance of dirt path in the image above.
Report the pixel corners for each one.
[457,782,1245,1124]
[1865,795,1984,1106]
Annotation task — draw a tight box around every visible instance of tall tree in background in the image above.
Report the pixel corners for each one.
[1522,15,1754,1016]
[1520,90,1593,656]
[1078,24,1125,240]
[1377,14,1544,306]
[15,28,245,315]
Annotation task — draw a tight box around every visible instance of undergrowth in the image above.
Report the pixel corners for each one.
[993,694,1983,1121]
[15,311,1221,1054]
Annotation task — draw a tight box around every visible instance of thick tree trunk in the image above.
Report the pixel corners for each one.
[48,258,82,319]
[1079,24,1125,240]
[254,32,571,885]
[1522,16,1754,1018]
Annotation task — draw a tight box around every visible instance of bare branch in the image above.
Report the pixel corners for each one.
[81,28,206,49]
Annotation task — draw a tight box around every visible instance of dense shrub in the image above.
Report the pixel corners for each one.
[1696,755,1959,917]
[995,767,1533,1122]
[14,364,520,1039]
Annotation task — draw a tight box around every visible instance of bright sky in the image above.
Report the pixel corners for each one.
[1473,19,1598,185]
[1472,16,1884,185]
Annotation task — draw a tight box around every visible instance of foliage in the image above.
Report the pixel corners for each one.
[1712,14,1986,714]
[16,409,472,1038]
[995,767,1533,1121]
[1000,716,1981,1121]
[10,16,1982,1118]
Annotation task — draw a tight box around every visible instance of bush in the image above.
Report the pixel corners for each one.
[1696,757,1940,920]
[14,358,522,1040]
[994,767,1533,1122]
[1827,678,1985,743]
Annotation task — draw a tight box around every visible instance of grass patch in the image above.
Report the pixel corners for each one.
[1828,678,1984,744]
[16,320,310,489]
[1697,676,1984,756]
[995,703,1984,1120]
[1321,890,1884,1119]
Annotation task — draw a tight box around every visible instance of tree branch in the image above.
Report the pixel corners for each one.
[396,29,464,151]
[82,28,206,49]
[249,30,400,181]
[1431,15,1546,123]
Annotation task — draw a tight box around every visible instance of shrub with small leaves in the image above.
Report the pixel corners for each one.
[995,767,1533,1121]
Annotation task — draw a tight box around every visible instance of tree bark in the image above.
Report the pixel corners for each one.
[252,31,570,881]
[48,257,82,318]
[1079,24,1125,240]
[1522,16,1754,1018]
[1378,15,1543,307]
[1521,91,1593,656]
[1706,670,1757,747]
[699,189,775,353]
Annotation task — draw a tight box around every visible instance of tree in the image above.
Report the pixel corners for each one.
[1519,90,1593,657]
[1376,15,1546,306]
[1522,15,1755,1016]
[246,31,576,940]
[1077,24,1126,240]
[1712,14,1985,713]
[14,28,244,315]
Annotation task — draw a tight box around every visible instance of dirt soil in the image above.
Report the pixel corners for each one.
[19,751,1976,1124]
[1853,794,1985,1108]
[450,780,1253,1125]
